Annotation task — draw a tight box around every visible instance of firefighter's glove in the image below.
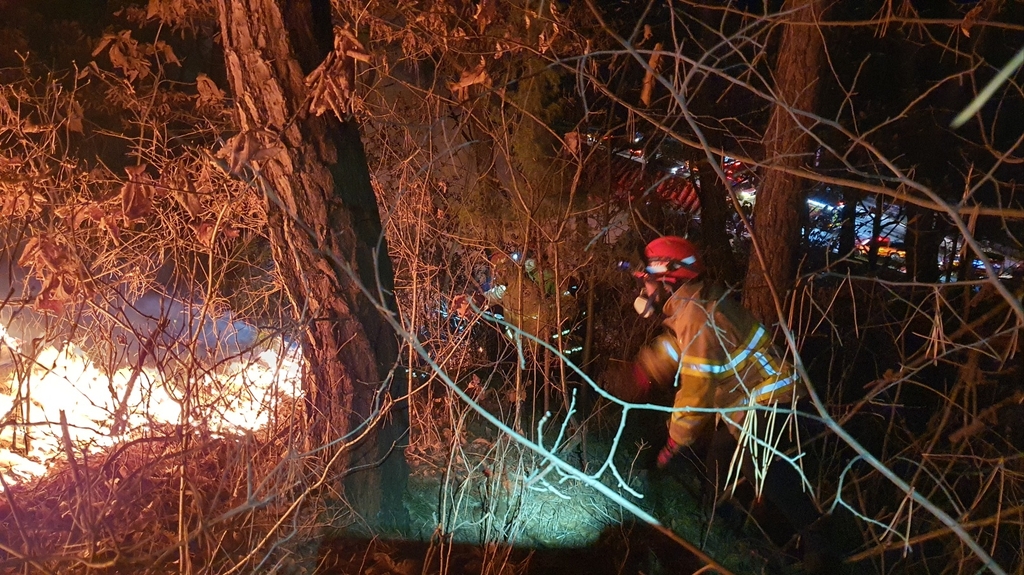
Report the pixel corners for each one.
[600,362,651,404]
[656,436,682,470]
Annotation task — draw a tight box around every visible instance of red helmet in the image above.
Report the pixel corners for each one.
[642,236,704,283]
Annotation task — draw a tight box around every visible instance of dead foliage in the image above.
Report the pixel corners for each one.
[2,2,1023,575]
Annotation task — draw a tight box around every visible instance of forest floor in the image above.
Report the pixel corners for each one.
[0,379,804,575]
[318,390,799,575]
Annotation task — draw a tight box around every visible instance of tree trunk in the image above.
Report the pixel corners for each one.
[867,196,883,269]
[217,0,407,528]
[906,205,941,283]
[838,188,859,259]
[695,156,742,287]
[743,0,824,325]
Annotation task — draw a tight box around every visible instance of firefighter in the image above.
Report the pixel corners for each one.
[605,236,853,572]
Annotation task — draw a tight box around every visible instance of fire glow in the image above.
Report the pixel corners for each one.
[0,321,302,487]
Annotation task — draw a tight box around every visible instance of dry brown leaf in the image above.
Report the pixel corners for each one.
[96,31,151,82]
[108,43,129,73]
[85,205,106,221]
[89,204,123,243]
[146,0,164,20]
[17,236,80,315]
[640,42,663,107]
[449,58,491,102]
[474,0,497,34]
[563,131,580,156]
[104,219,122,244]
[122,164,153,221]
[1,189,46,218]
[960,5,982,38]
[195,73,224,107]
[154,40,180,66]
[92,34,117,57]
[124,164,151,183]
[173,188,202,218]
[18,236,71,274]
[538,22,560,54]
[306,25,368,119]
[64,204,98,230]
[67,100,84,133]
[194,222,237,248]
[146,0,188,24]
[195,221,215,247]
[36,275,72,315]
[216,131,283,176]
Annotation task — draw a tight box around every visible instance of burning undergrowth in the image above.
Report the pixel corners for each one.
[0,416,318,574]
[0,331,321,573]
[0,331,303,487]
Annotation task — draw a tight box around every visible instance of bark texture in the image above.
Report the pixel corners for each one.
[217,0,406,526]
[742,0,824,325]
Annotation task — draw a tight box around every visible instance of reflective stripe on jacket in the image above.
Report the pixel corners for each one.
[635,281,801,446]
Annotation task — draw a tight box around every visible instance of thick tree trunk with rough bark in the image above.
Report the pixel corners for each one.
[217,0,407,527]
[743,0,824,325]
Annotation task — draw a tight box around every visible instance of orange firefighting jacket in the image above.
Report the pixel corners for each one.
[635,281,801,447]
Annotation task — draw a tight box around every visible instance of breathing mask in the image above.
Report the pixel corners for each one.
[633,291,654,318]
[632,280,672,318]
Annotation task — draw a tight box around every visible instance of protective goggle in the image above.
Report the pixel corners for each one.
[645,261,672,275]
[633,261,671,281]
[643,255,697,276]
